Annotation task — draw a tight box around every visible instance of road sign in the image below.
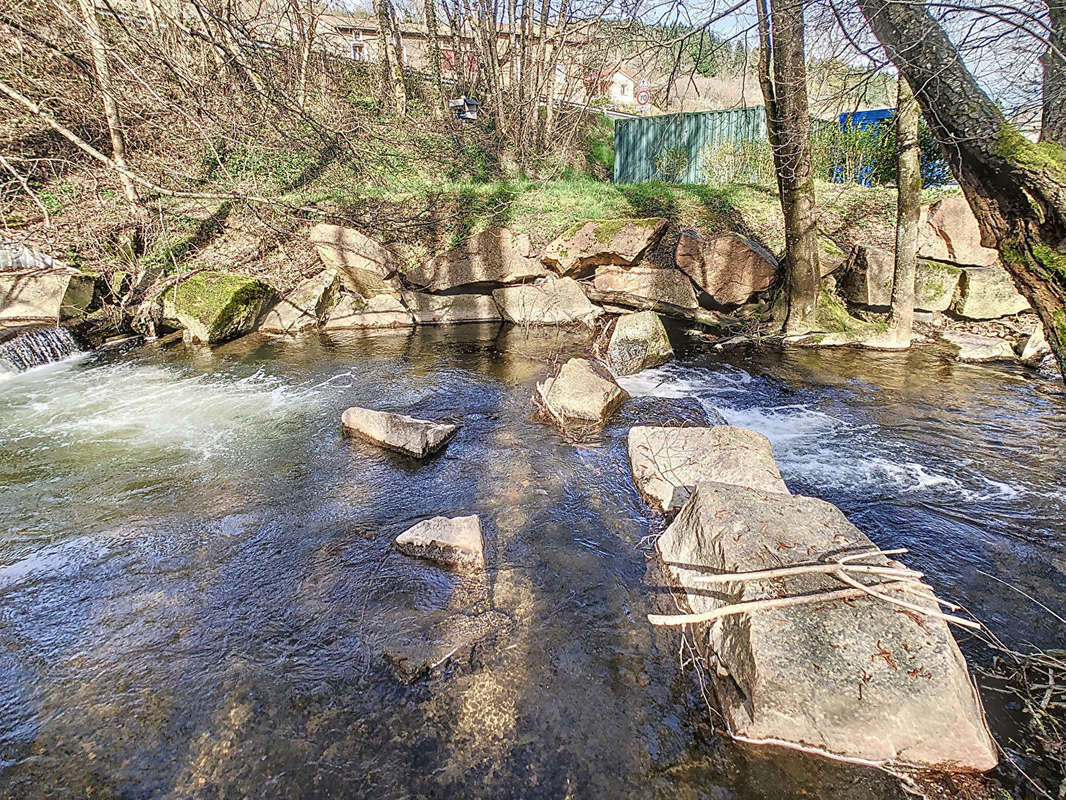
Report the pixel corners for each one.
[636,88,651,107]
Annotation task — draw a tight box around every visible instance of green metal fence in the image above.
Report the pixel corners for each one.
[613,106,768,184]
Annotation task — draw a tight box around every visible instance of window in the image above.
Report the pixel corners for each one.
[351,41,366,61]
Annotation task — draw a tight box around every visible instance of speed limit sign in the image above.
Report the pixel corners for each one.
[636,88,650,107]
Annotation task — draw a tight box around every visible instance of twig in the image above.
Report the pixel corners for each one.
[689,561,923,584]
[832,570,981,630]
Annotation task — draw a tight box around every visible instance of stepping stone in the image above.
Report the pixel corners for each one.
[395,515,485,568]
[341,407,458,458]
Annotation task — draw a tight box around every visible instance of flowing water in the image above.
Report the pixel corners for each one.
[0,324,1063,799]
[0,327,81,373]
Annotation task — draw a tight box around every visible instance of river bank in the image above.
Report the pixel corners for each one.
[0,324,1063,798]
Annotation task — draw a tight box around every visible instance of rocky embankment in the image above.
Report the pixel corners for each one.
[1,194,1057,376]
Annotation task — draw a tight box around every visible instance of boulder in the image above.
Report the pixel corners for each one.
[493,277,602,326]
[258,269,340,335]
[591,264,699,310]
[394,515,485,568]
[915,261,963,312]
[382,610,509,682]
[657,481,997,771]
[628,425,788,513]
[542,218,668,277]
[0,268,96,325]
[952,267,1030,319]
[597,311,673,376]
[309,223,397,296]
[164,272,274,344]
[675,231,778,306]
[1020,325,1052,365]
[842,248,962,312]
[942,331,1017,363]
[401,291,501,325]
[323,292,414,329]
[405,228,547,291]
[918,197,999,267]
[535,357,628,431]
[818,236,848,277]
[341,407,458,458]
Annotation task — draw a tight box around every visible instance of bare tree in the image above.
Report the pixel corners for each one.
[756,0,821,334]
[887,75,919,346]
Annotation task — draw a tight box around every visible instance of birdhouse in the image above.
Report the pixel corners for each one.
[449,97,478,121]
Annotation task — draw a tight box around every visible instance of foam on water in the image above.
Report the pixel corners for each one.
[617,362,1029,501]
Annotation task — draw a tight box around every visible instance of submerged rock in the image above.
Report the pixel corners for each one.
[658,481,997,771]
[404,228,546,291]
[918,196,999,268]
[535,357,627,431]
[164,272,274,344]
[542,218,668,278]
[382,610,509,682]
[942,331,1017,363]
[258,269,340,335]
[674,230,778,306]
[591,264,699,311]
[492,277,602,326]
[401,291,502,325]
[310,223,398,296]
[628,425,788,513]
[597,310,673,376]
[341,407,458,458]
[323,292,414,329]
[395,515,485,568]
[619,396,727,429]
[952,267,1030,320]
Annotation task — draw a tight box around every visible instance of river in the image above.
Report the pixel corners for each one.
[0,324,1063,798]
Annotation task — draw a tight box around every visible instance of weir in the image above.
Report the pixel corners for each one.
[0,325,81,372]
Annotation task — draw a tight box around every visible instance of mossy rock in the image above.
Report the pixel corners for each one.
[165,272,275,343]
[915,261,961,312]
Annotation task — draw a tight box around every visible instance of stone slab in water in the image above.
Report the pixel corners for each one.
[492,277,602,326]
[323,293,414,330]
[401,291,502,325]
[0,269,95,325]
[382,609,508,682]
[341,407,458,458]
[597,310,673,376]
[942,331,1017,363]
[310,223,397,296]
[394,515,485,568]
[658,481,998,771]
[628,425,788,513]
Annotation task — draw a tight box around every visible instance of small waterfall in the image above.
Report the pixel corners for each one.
[0,326,82,372]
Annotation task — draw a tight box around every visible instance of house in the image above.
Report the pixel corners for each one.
[582,68,638,106]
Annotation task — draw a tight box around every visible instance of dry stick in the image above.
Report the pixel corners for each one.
[648,581,912,627]
[690,561,923,584]
[832,570,982,630]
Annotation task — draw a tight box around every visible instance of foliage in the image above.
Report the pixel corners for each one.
[701,139,775,186]
[654,145,692,182]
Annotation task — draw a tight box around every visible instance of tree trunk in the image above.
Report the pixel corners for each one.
[374,0,396,111]
[888,76,920,345]
[857,0,1066,378]
[387,1,407,115]
[76,0,139,208]
[756,0,821,335]
[1042,0,1066,146]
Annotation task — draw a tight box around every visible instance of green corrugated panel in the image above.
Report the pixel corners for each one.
[614,106,769,185]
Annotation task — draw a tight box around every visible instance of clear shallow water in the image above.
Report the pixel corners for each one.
[0,325,1063,799]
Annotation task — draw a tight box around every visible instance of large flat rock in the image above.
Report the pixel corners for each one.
[952,267,1030,320]
[542,218,668,278]
[675,231,778,307]
[918,197,999,267]
[395,515,485,569]
[0,268,96,325]
[942,331,1017,363]
[628,425,788,513]
[401,291,502,325]
[310,223,397,296]
[259,269,340,335]
[841,248,962,313]
[405,228,547,291]
[492,277,602,326]
[592,264,699,311]
[658,481,997,771]
[323,292,414,329]
[341,407,458,458]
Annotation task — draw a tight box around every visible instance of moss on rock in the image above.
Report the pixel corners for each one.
[167,272,275,343]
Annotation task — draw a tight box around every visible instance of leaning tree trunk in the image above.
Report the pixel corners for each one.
[756,0,821,335]
[888,76,920,345]
[1042,0,1066,146]
[76,0,139,208]
[857,0,1066,379]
